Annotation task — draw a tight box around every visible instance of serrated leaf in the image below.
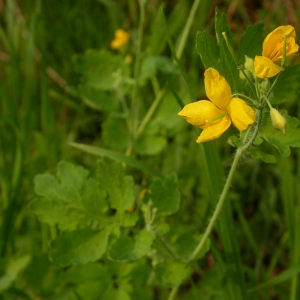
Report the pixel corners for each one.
[107,229,155,262]
[49,228,110,267]
[236,22,264,62]
[155,261,190,288]
[214,8,240,91]
[145,173,180,216]
[271,65,300,104]
[30,161,108,230]
[248,147,277,163]
[257,110,300,156]
[0,255,31,292]
[97,160,135,224]
[73,49,128,90]
[196,30,221,71]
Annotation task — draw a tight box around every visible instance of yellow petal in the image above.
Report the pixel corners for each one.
[228,98,255,131]
[196,115,231,143]
[110,29,129,49]
[178,100,223,128]
[254,56,281,78]
[263,25,296,59]
[204,68,232,111]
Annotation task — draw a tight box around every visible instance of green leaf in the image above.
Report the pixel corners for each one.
[257,110,300,156]
[248,147,277,163]
[97,160,135,224]
[236,22,264,62]
[155,261,190,288]
[73,49,128,90]
[30,161,108,230]
[196,30,221,71]
[69,142,162,177]
[139,56,178,85]
[214,7,240,91]
[145,173,180,216]
[107,229,155,262]
[102,116,130,151]
[136,134,167,155]
[271,65,300,104]
[0,255,31,292]
[49,228,110,267]
[78,84,119,112]
[196,8,242,92]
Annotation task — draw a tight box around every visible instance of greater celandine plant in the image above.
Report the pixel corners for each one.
[179,23,300,263]
[29,7,300,300]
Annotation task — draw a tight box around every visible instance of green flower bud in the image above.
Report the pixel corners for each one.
[239,69,251,81]
[244,55,254,74]
[270,108,287,134]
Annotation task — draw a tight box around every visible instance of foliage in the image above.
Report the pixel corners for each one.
[1,1,300,300]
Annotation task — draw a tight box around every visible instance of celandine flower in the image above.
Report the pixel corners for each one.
[178,68,256,143]
[110,29,129,49]
[254,25,299,78]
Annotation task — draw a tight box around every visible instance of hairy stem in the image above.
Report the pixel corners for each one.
[188,109,262,262]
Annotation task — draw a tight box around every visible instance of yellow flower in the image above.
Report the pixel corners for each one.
[110,29,129,49]
[178,68,256,143]
[254,25,299,78]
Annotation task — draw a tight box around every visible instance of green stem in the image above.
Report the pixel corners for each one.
[130,0,145,138]
[188,110,262,262]
[266,72,281,98]
[168,286,179,300]
[137,88,165,137]
[176,0,201,60]
[255,76,261,101]
[231,93,256,104]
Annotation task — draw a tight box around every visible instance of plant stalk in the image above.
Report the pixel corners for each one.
[188,109,262,262]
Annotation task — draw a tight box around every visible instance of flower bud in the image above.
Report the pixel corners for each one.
[260,78,270,93]
[239,69,250,80]
[270,108,287,134]
[244,55,254,74]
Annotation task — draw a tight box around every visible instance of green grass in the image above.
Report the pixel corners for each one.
[0,0,300,299]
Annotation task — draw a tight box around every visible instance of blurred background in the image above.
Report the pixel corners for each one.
[0,0,300,299]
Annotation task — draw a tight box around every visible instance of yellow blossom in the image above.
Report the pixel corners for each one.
[178,68,256,143]
[110,29,129,49]
[254,25,299,78]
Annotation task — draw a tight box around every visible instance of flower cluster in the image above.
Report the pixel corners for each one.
[179,25,299,143]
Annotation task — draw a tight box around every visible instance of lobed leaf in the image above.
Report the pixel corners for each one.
[271,65,300,104]
[73,49,128,90]
[97,159,136,225]
[155,261,190,288]
[49,228,111,267]
[257,110,300,156]
[107,229,155,262]
[145,173,180,216]
[31,161,108,230]
[236,22,264,62]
